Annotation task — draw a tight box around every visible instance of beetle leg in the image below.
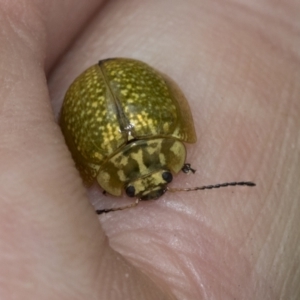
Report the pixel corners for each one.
[181,163,196,174]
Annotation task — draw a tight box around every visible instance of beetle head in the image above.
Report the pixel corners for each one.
[125,170,173,200]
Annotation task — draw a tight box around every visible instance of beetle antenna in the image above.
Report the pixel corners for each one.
[168,181,256,193]
[96,199,139,214]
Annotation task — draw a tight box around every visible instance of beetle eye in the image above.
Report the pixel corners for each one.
[162,171,173,183]
[125,185,136,197]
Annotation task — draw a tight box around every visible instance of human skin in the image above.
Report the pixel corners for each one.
[0,0,299,299]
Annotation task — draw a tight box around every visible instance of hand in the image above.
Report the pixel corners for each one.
[1,1,299,299]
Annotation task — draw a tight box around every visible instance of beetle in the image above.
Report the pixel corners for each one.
[60,58,255,213]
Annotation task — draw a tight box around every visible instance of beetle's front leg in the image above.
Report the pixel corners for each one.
[181,163,196,174]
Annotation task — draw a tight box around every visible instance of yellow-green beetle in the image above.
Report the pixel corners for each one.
[60,58,255,213]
